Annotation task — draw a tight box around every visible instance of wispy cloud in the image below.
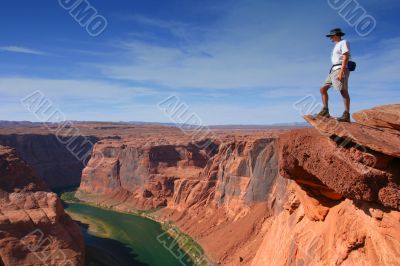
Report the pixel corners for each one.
[0,77,164,122]
[129,14,189,29]
[0,77,156,102]
[126,14,204,43]
[0,46,49,56]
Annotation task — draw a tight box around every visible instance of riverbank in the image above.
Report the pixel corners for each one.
[60,190,212,266]
[65,211,111,238]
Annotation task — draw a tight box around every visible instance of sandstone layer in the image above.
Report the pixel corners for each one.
[280,127,400,210]
[0,145,84,266]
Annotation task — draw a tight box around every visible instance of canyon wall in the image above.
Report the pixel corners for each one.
[0,134,98,189]
[76,104,400,265]
[77,138,218,210]
[77,134,284,264]
[0,145,85,265]
[0,124,190,190]
[158,137,289,265]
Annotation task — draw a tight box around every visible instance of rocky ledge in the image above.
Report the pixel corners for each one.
[280,104,400,210]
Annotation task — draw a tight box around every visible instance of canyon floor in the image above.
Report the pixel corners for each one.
[1,104,399,265]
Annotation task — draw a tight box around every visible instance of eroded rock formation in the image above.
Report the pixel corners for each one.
[279,126,400,209]
[0,145,84,266]
[263,105,400,265]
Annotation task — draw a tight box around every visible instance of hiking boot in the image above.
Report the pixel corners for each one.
[337,111,350,122]
[316,107,330,118]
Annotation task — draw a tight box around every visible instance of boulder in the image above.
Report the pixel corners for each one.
[352,104,400,131]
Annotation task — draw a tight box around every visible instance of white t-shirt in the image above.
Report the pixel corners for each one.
[331,40,351,71]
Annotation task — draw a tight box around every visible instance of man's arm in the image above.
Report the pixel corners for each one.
[338,52,350,80]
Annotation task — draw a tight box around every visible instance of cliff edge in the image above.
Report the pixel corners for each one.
[252,104,400,265]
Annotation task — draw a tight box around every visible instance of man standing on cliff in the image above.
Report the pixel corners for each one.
[317,28,351,122]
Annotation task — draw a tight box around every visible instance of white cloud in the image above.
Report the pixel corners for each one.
[0,46,49,56]
[125,14,205,43]
[0,77,164,122]
[128,14,190,30]
[0,77,155,100]
[352,37,400,84]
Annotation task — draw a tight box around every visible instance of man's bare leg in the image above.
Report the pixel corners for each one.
[316,85,331,117]
[337,89,351,122]
[340,89,350,112]
[320,85,330,109]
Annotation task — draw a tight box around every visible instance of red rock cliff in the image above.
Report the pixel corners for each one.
[0,145,85,266]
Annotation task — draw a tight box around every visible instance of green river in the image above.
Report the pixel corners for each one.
[63,201,195,266]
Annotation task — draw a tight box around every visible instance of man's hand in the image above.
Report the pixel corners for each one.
[337,71,344,81]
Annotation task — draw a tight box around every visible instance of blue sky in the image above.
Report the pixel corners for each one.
[0,0,399,124]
